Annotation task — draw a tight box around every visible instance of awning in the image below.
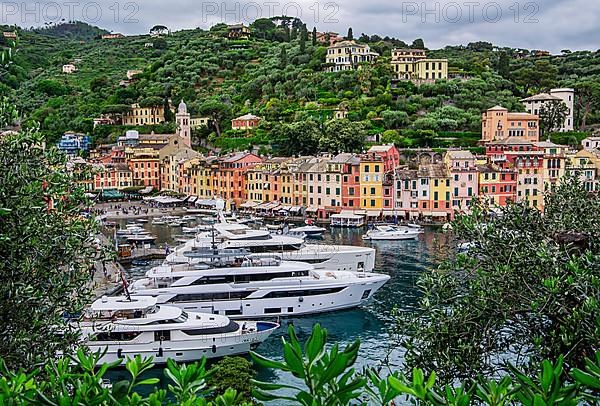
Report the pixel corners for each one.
[240,201,258,208]
[353,210,367,215]
[306,206,318,212]
[430,211,449,217]
[195,199,217,207]
[279,206,291,211]
[289,206,303,213]
[365,210,381,217]
[188,196,198,203]
[153,196,183,204]
[102,189,124,199]
[139,186,153,194]
[409,211,420,217]
[331,213,363,219]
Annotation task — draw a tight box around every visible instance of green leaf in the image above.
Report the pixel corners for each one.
[572,369,600,390]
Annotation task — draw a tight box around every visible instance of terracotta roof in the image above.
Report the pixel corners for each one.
[446,150,475,159]
[234,113,261,121]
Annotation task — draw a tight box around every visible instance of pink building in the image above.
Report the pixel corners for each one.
[444,150,478,211]
[367,144,401,173]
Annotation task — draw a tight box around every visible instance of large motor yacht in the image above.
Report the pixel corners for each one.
[129,254,390,318]
[75,296,279,364]
[165,222,376,273]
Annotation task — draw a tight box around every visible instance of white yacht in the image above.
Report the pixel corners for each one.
[165,223,376,273]
[130,255,389,318]
[288,224,326,237]
[76,296,279,364]
[362,225,421,241]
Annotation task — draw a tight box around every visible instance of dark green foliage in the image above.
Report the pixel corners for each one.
[0,126,97,370]
[208,357,255,402]
[3,22,600,151]
[398,176,600,381]
[0,348,249,405]
[0,326,599,405]
[32,21,109,41]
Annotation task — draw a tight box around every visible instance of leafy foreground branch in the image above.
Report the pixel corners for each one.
[2,324,599,405]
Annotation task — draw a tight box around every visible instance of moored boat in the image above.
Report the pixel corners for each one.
[75,296,279,364]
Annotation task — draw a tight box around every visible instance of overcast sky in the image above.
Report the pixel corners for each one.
[3,0,599,52]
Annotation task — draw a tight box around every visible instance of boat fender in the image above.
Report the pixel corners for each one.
[298,296,304,302]
[117,349,123,359]
[158,347,163,357]
[276,229,283,235]
[211,344,217,354]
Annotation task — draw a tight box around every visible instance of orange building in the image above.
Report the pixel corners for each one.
[481,106,539,143]
[477,163,517,207]
[212,152,262,206]
[126,148,161,190]
[231,114,262,130]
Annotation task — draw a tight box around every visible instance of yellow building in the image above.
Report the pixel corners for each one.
[566,148,600,192]
[420,164,452,220]
[325,40,379,72]
[190,117,211,129]
[391,49,448,82]
[123,103,167,126]
[189,157,217,198]
[532,140,569,192]
[359,154,384,213]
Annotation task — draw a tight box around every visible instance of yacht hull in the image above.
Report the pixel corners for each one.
[133,274,389,319]
[83,321,278,365]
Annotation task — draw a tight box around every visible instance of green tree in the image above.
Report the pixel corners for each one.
[198,100,231,138]
[346,27,353,40]
[280,45,288,68]
[539,100,569,135]
[312,27,317,46]
[496,51,510,78]
[208,357,255,402]
[411,38,425,49]
[381,110,409,129]
[299,24,307,54]
[150,24,168,36]
[0,124,97,370]
[574,81,600,130]
[320,119,367,153]
[398,176,600,381]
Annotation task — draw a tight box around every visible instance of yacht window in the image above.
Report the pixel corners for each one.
[264,307,280,314]
[93,331,142,341]
[263,287,346,298]
[182,321,240,335]
[172,291,254,302]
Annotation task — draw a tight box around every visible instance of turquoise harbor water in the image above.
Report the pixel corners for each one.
[110,220,448,391]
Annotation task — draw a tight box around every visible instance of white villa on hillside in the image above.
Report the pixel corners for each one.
[521,88,575,132]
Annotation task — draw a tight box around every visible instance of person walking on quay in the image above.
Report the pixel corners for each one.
[165,243,171,256]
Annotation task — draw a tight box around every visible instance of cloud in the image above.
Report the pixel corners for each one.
[2,0,598,52]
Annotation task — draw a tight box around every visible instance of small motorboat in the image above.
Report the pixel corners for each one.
[136,218,149,223]
[125,234,156,243]
[362,225,421,241]
[151,218,166,225]
[181,215,196,222]
[289,225,326,237]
